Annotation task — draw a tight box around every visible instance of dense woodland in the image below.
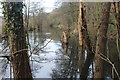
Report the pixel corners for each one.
[0,1,120,80]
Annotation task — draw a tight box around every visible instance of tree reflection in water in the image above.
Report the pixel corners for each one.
[51,36,80,79]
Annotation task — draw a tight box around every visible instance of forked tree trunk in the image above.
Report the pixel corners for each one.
[94,3,111,79]
[78,2,94,79]
[4,2,32,79]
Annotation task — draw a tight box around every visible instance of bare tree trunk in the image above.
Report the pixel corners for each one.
[4,2,32,79]
[113,2,120,79]
[94,3,111,79]
[113,2,120,60]
[78,2,95,79]
[61,31,69,54]
[78,2,84,73]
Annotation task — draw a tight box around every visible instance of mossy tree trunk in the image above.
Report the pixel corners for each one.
[3,2,32,79]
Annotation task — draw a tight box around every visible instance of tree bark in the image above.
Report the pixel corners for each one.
[78,2,95,79]
[5,2,32,79]
[113,2,120,79]
[78,2,84,73]
[94,3,111,79]
[113,2,120,60]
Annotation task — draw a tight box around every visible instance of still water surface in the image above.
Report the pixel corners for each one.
[0,32,72,79]
[0,32,113,80]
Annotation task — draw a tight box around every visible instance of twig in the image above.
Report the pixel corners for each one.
[0,45,8,54]
[32,39,52,54]
[32,39,46,52]
[97,53,120,79]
